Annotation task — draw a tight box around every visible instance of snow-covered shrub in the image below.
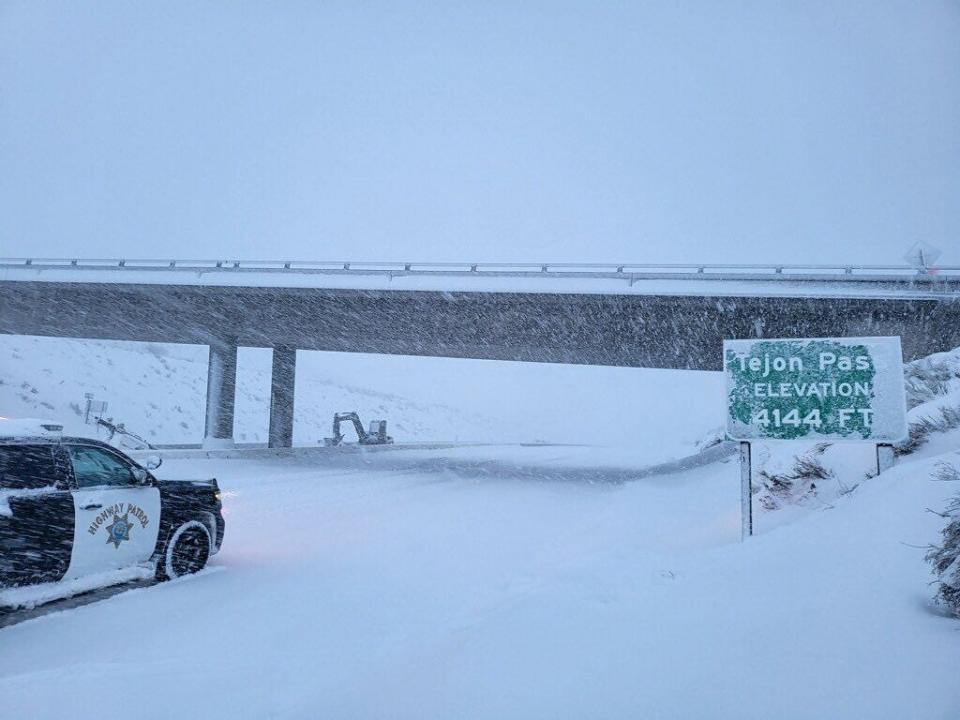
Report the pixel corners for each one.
[894,346,960,455]
[926,468,960,616]
[904,349,960,410]
[695,426,726,452]
[896,405,960,456]
[755,444,831,510]
[933,461,960,483]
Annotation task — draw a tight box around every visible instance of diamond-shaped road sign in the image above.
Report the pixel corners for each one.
[903,241,942,270]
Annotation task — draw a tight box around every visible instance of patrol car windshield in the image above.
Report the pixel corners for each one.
[68,446,137,488]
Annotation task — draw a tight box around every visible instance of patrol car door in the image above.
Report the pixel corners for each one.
[63,444,161,581]
[0,444,74,587]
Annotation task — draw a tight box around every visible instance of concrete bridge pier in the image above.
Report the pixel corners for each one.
[268,345,297,448]
[204,339,238,448]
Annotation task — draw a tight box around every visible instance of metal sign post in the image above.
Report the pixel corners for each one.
[876,443,895,475]
[740,441,752,541]
[83,393,108,425]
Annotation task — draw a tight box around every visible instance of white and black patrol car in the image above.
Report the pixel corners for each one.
[0,419,224,596]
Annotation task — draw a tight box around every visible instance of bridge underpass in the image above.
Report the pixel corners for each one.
[2,260,958,447]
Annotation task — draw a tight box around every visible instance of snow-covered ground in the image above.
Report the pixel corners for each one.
[2,443,958,719]
[2,335,960,718]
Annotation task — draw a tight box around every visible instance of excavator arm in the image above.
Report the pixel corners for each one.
[324,412,393,446]
[327,412,368,446]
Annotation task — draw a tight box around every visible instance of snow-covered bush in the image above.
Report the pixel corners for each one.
[926,464,960,617]
[755,444,831,510]
[695,426,726,452]
[904,349,960,410]
[896,405,960,456]
[897,346,960,456]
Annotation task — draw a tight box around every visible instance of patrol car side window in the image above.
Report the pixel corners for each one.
[0,445,59,490]
[68,446,136,488]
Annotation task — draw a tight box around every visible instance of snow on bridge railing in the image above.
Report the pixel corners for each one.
[1,258,958,282]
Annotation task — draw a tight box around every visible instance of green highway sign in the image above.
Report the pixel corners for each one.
[724,336,908,443]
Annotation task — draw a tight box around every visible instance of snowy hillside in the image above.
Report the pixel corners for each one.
[0,336,507,446]
[0,335,722,457]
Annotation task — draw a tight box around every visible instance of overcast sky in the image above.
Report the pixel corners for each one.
[1,1,957,265]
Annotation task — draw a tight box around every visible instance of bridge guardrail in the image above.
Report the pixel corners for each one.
[2,257,958,282]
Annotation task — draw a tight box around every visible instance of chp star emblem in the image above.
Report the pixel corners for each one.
[105,512,133,549]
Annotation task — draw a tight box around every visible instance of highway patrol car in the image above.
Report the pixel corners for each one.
[0,419,224,597]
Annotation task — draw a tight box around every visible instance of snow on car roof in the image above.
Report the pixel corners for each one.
[0,418,64,439]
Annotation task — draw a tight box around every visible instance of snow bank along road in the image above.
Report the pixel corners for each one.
[1,444,958,719]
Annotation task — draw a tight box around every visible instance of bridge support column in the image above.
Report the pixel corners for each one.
[269,345,297,448]
[204,340,238,448]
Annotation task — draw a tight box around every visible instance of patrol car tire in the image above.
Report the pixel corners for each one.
[158,521,211,581]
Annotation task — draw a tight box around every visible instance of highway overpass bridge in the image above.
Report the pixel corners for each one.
[2,258,958,448]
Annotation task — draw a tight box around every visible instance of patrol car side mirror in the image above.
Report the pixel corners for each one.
[131,467,150,484]
[143,454,163,470]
